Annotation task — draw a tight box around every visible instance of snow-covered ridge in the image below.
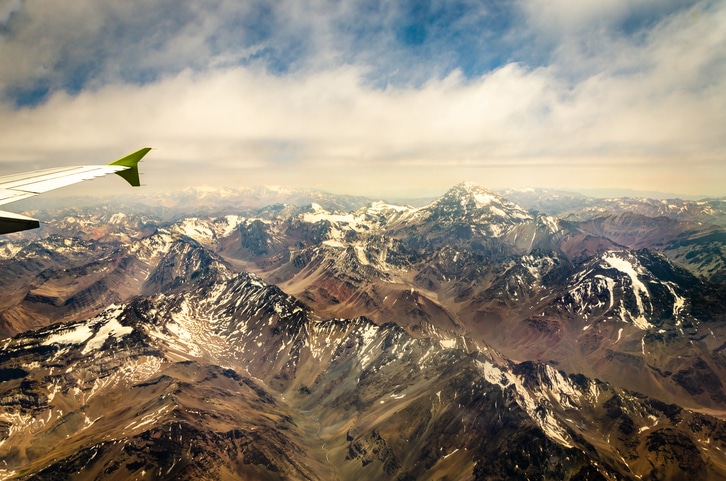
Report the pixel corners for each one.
[125,229,177,262]
[476,359,601,449]
[168,215,245,244]
[0,242,23,259]
[301,201,416,230]
[303,203,358,225]
[18,305,134,355]
[558,249,695,334]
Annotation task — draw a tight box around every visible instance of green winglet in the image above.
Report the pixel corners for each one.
[108,147,151,187]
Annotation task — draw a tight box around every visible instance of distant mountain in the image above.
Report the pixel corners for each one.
[498,187,591,215]
[1,183,726,479]
[13,186,374,221]
[575,187,706,200]
[501,187,726,226]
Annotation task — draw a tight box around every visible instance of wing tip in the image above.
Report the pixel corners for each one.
[108,147,152,168]
[108,147,152,187]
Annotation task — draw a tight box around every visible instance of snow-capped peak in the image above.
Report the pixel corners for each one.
[423,182,533,225]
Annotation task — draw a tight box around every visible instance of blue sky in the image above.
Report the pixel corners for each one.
[0,0,724,198]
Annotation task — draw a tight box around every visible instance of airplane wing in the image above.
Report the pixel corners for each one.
[0,147,151,234]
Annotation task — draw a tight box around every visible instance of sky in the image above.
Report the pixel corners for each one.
[0,0,724,199]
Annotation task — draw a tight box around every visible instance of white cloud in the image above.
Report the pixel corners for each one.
[0,0,22,25]
[520,0,692,36]
[0,0,723,198]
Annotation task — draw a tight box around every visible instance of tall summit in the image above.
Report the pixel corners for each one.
[422,181,532,225]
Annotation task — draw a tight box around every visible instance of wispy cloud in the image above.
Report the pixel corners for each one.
[0,0,723,198]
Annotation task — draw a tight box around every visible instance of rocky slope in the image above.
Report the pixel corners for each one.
[2,237,726,480]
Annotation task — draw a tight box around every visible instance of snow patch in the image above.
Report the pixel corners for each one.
[81,318,134,355]
[439,338,457,349]
[474,193,496,205]
[664,282,685,325]
[602,253,653,330]
[42,325,94,347]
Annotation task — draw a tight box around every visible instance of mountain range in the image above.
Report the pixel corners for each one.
[1,183,725,480]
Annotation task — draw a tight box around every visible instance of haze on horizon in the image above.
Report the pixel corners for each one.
[0,0,724,200]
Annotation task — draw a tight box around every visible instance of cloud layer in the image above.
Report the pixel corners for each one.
[0,0,724,198]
